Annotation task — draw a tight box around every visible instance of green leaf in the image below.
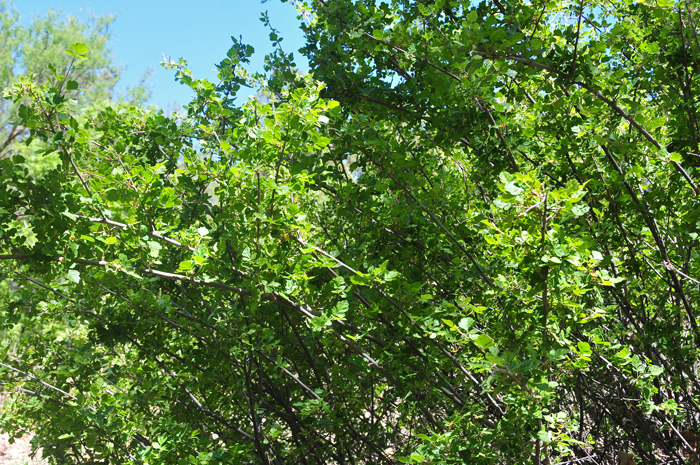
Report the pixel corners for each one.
[504,182,523,195]
[577,342,592,357]
[537,429,552,444]
[458,317,474,333]
[66,269,81,284]
[71,42,89,55]
[147,241,162,258]
[648,365,663,376]
[178,260,195,271]
[473,334,494,350]
[334,300,349,319]
[485,354,505,365]
[571,204,589,217]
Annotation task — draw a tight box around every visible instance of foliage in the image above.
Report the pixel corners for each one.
[2,0,700,463]
[0,1,150,165]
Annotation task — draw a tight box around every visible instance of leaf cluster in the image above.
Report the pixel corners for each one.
[2,0,700,463]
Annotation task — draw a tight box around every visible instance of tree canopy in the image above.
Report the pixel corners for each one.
[1,0,700,463]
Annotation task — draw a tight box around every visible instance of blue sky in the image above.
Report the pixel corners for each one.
[16,0,309,109]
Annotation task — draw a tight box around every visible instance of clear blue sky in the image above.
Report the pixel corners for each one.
[15,0,309,109]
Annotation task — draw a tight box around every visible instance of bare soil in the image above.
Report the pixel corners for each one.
[0,432,45,465]
[0,393,45,465]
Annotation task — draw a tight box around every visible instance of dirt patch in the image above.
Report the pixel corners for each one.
[0,393,46,465]
[0,431,45,465]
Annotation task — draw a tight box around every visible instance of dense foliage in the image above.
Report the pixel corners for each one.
[2,0,700,463]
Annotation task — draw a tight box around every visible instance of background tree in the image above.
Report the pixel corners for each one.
[0,1,150,163]
[2,0,700,464]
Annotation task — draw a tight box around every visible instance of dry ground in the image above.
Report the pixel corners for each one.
[0,393,45,465]
[0,432,45,465]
